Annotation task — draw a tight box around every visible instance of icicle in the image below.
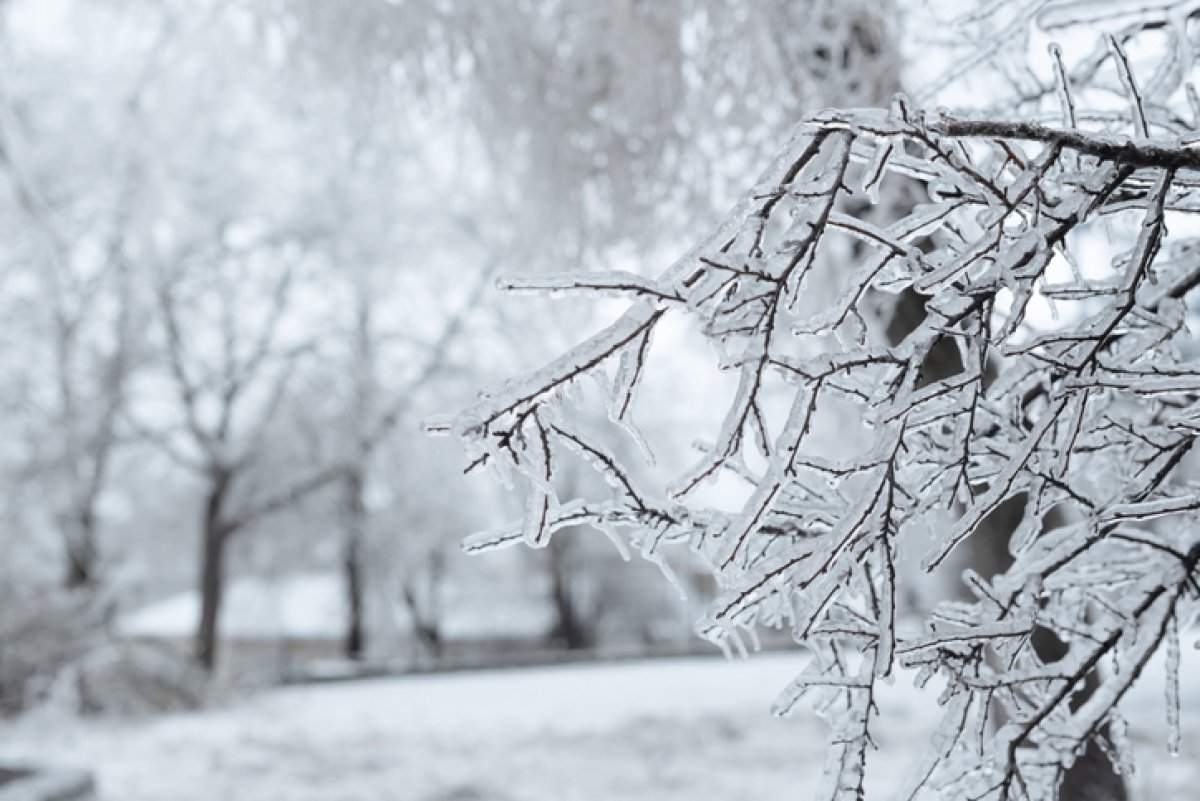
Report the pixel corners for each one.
[1187,82,1200,130]
[1166,612,1181,756]
[860,139,895,204]
[522,488,553,548]
[644,549,686,600]
[1107,712,1136,778]
[597,518,632,561]
[609,330,651,425]
[616,414,657,468]
[1048,43,1077,129]
[487,450,516,491]
[1106,34,1149,138]
[719,618,749,660]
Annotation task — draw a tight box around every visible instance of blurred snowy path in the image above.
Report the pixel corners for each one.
[1,651,1197,800]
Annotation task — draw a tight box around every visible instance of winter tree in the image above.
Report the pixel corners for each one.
[0,0,162,590]
[112,3,357,670]
[441,3,1200,799]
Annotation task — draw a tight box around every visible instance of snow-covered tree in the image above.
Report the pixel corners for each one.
[443,4,1200,799]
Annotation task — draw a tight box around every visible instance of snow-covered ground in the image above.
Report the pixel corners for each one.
[1,652,1197,800]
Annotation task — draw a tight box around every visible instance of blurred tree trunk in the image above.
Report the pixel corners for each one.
[195,467,233,672]
[340,289,374,659]
[191,460,344,671]
[340,465,367,660]
[64,509,98,589]
[402,575,444,661]
[546,534,596,651]
[61,344,126,590]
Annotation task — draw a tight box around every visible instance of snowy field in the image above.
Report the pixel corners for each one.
[1,652,1198,801]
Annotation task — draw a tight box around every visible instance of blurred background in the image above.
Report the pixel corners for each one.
[0,0,911,697]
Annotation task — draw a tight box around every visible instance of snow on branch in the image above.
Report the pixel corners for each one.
[444,21,1200,801]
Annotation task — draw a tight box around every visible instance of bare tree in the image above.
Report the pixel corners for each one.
[139,241,346,671]
[0,6,169,589]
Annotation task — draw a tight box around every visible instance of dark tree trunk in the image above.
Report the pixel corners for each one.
[343,292,373,661]
[64,507,97,590]
[401,562,444,661]
[413,618,442,659]
[341,467,367,660]
[195,468,233,672]
[547,534,595,651]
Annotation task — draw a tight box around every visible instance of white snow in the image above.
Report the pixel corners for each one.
[2,650,1197,800]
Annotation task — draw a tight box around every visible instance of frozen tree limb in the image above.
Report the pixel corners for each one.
[445,14,1200,801]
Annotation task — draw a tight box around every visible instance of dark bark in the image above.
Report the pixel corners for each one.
[341,467,367,659]
[64,508,97,589]
[546,534,596,651]
[400,555,444,660]
[341,291,372,661]
[187,457,345,671]
[411,614,443,659]
[195,468,232,672]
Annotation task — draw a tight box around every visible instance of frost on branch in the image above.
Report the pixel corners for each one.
[443,21,1200,801]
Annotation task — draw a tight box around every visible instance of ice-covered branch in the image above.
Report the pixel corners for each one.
[446,18,1200,801]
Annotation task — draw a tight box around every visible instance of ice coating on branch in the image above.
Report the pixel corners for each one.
[497,271,684,307]
[446,17,1200,799]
